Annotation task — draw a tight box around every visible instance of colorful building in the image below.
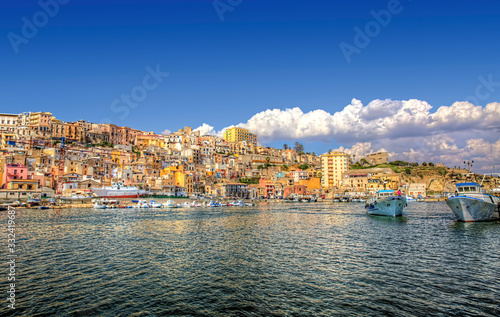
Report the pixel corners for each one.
[321,152,350,189]
[223,127,257,146]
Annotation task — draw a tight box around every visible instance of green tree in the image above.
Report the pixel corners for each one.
[429,162,434,166]
[298,164,309,170]
[422,162,427,166]
[405,167,412,175]
[294,142,304,154]
[283,144,289,150]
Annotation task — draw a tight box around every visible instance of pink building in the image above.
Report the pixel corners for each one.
[3,164,28,189]
[284,184,307,198]
[259,177,277,198]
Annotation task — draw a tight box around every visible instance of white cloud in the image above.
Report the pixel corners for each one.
[168,99,499,171]
[193,123,217,136]
[239,99,499,171]
[160,129,171,135]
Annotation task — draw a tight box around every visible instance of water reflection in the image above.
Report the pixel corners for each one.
[1,202,499,316]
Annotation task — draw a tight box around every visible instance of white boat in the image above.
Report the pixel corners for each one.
[61,193,93,200]
[365,190,407,217]
[208,200,221,207]
[446,182,500,222]
[93,199,107,209]
[406,195,417,202]
[137,200,149,208]
[164,200,178,208]
[91,182,149,198]
[181,202,192,208]
[149,200,162,208]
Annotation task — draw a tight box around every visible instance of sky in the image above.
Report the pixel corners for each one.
[2,0,500,172]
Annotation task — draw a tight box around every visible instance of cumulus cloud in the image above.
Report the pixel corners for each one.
[160,129,171,135]
[169,99,499,171]
[193,123,217,136]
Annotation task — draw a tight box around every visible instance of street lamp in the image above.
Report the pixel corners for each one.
[464,160,474,173]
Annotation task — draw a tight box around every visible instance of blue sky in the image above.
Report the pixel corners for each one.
[2,0,500,170]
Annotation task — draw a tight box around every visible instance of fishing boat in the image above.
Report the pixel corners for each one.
[91,182,149,198]
[446,182,500,222]
[365,190,407,217]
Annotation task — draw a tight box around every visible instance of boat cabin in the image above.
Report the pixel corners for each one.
[456,182,484,195]
[376,189,395,199]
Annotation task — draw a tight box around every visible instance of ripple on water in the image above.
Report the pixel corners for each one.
[1,202,500,316]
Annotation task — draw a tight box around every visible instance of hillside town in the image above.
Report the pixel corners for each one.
[0,111,492,202]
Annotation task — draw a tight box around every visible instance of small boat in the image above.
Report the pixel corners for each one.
[164,200,178,208]
[93,200,107,209]
[446,182,500,222]
[40,206,50,210]
[406,195,417,202]
[365,190,407,217]
[208,200,221,207]
[149,200,162,208]
[27,198,41,206]
[181,202,192,208]
[137,200,149,208]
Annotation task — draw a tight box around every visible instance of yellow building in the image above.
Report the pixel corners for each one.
[223,127,257,146]
[321,152,349,189]
[298,177,321,190]
[29,111,53,139]
[160,165,193,194]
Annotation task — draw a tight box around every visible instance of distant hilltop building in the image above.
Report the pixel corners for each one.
[223,127,257,146]
[365,151,388,165]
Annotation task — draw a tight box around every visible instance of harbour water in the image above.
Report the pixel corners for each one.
[2,202,500,316]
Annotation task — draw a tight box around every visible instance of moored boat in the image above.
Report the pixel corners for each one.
[149,200,162,208]
[164,200,178,208]
[365,190,406,217]
[446,182,500,222]
[91,182,149,198]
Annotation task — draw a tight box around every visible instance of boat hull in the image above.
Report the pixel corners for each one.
[91,188,148,198]
[366,197,406,217]
[446,197,500,222]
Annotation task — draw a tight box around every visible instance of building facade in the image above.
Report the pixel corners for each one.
[223,127,257,146]
[321,152,349,188]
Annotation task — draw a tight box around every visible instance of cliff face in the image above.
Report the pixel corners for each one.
[401,167,499,193]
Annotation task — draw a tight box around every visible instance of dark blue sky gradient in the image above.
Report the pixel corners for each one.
[2,0,500,152]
